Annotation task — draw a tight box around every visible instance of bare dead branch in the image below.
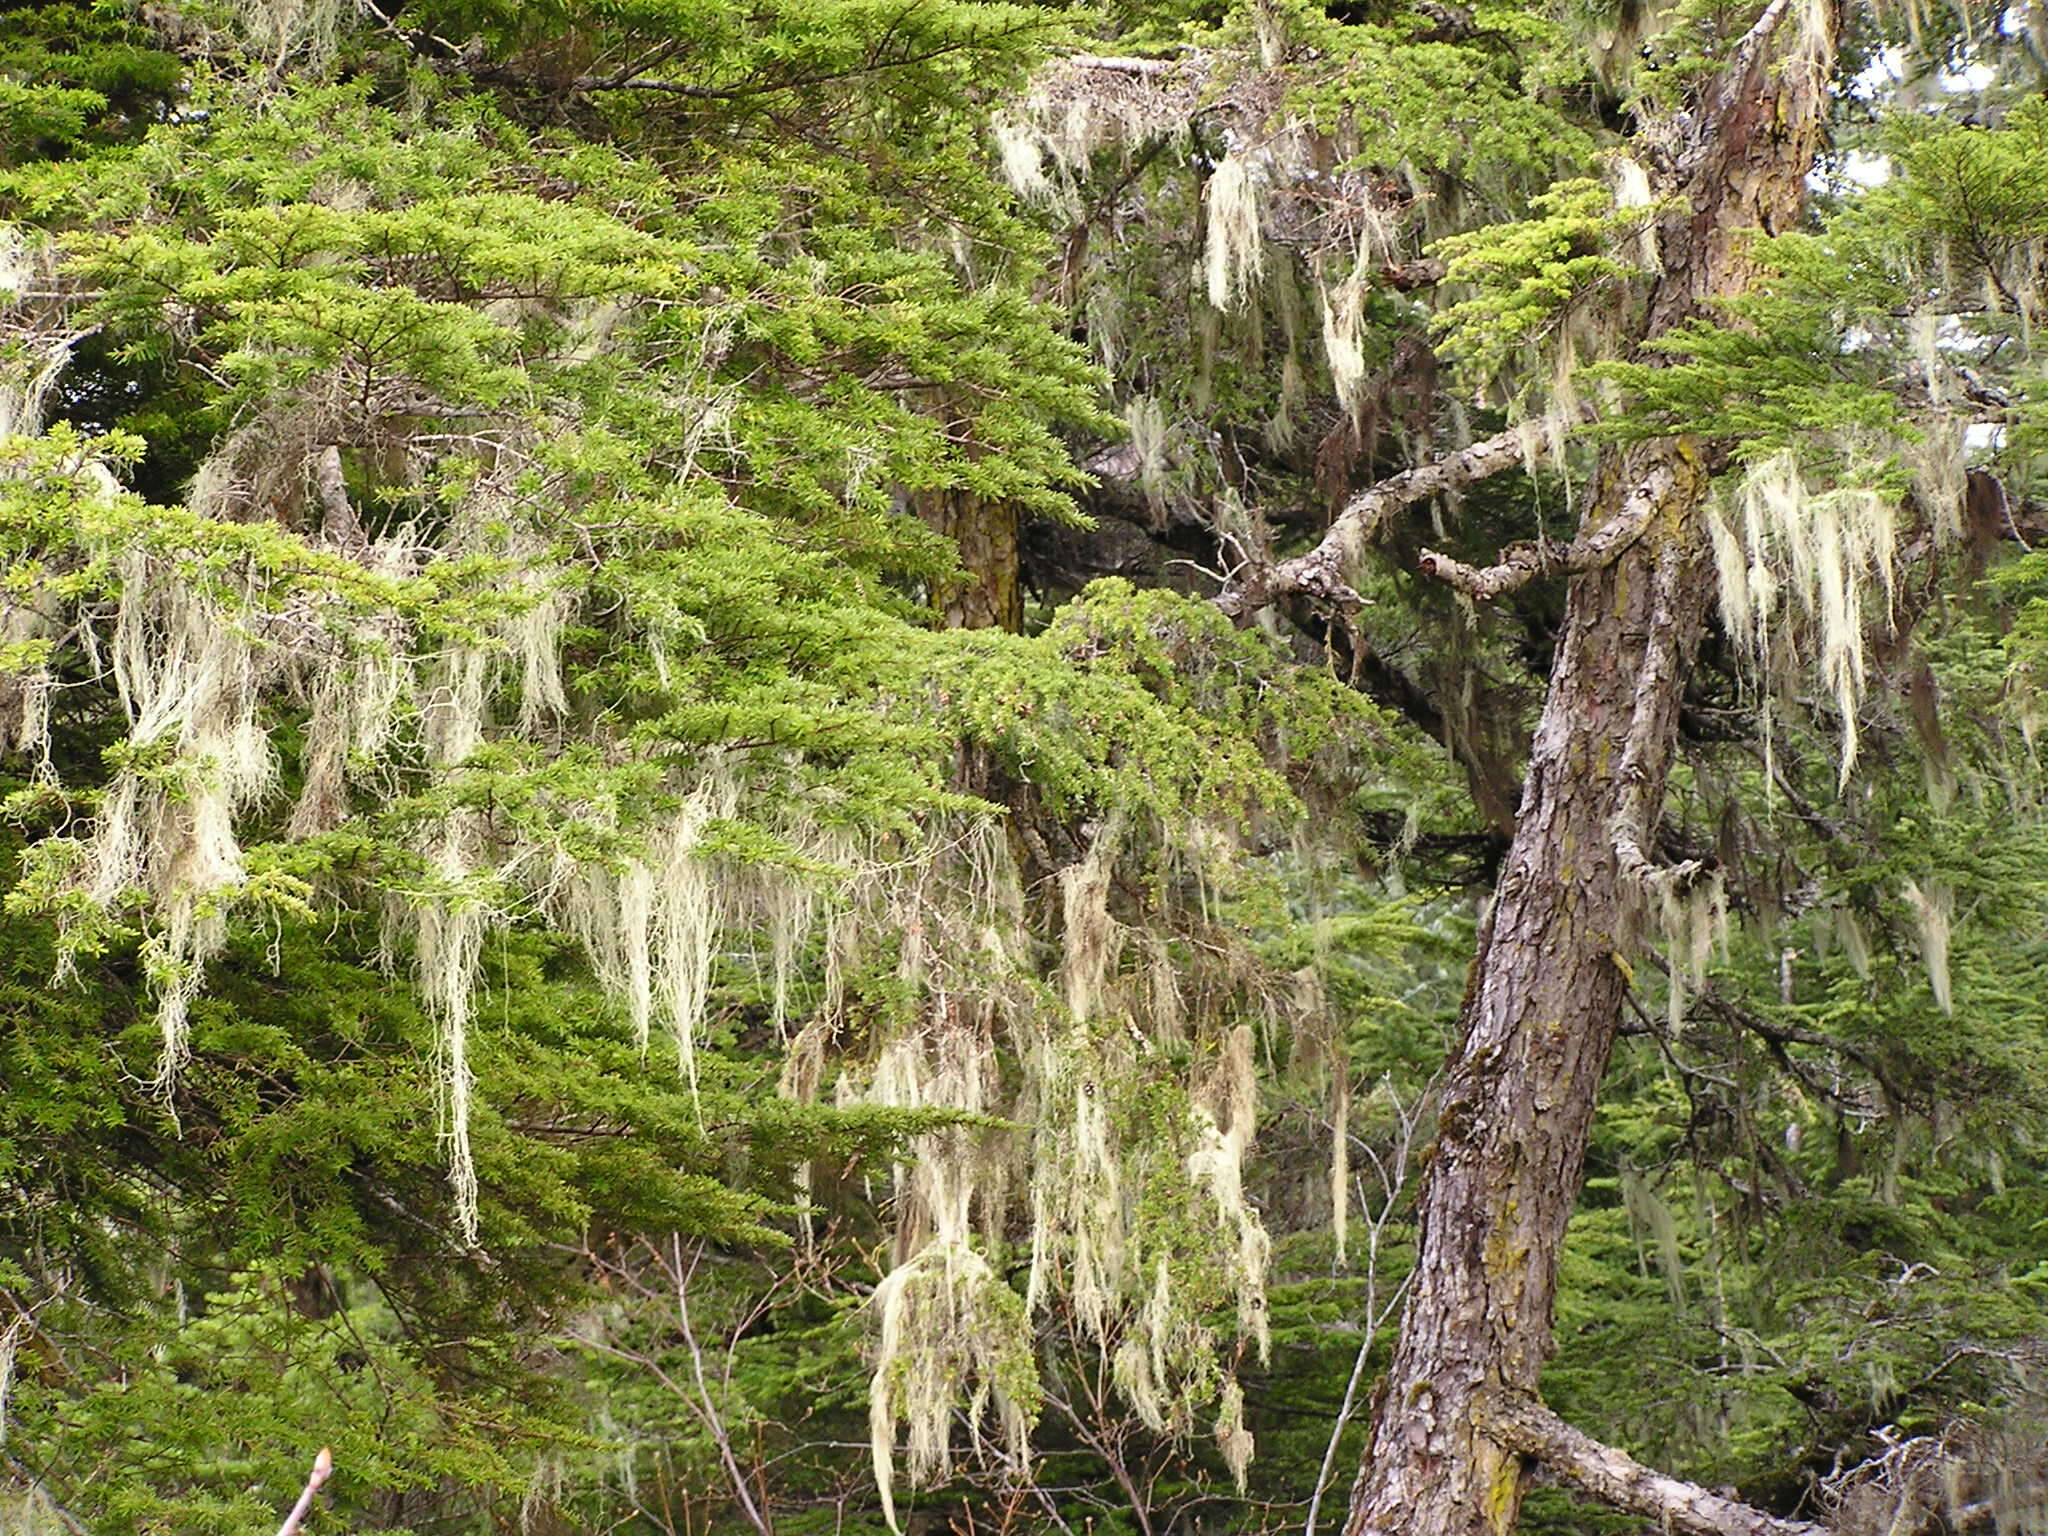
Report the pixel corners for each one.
[1303,1077,1433,1536]
[1216,426,1533,620]
[1418,459,1673,601]
[1726,0,1800,77]
[1480,1392,1828,1536]
[275,1447,333,1536]
[1062,54,1181,75]
[1415,539,1572,599]
[668,1233,778,1536]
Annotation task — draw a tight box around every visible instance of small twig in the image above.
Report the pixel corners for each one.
[1304,1077,1430,1536]
[671,1234,777,1536]
[276,1447,333,1536]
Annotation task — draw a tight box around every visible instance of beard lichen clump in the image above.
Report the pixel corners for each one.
[0,80,1372,1519]
[841,800,1303,1527]
[1900,878,1954,1015]
[1706,450,1904,782]
[868,1237,1036,1532]
[1650,868,1729,1033]
[1205,152,1267,314]
[93,545,281,1086]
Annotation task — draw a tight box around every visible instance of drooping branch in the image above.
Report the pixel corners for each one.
[1216,425,1534,619]
[1479,1391,1829,1536]
[1691,980,1917,1113]
[1416,459,1675,601]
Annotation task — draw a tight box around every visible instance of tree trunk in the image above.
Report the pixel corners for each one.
[1343,6,1838,1535]
[1342,454,1714,1536]
[917,488,1023,632]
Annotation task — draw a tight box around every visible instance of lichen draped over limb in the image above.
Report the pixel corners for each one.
[848,801,1358,1525]
[2,83,1405,1505]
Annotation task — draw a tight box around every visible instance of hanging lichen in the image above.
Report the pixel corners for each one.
[1652,870,1728,1033]
[0,226,78,770]
[1124,394,1173,521]
[1205,152,1267,314]
[869,1238,1037,1533]
[993,113,1050,201]
[838,799,1307,1520]
[236,0,348,68]
[1214,1373,1254,1491]
[1319,253,1373,424]
[1901,878,1954,1014]
[0,86,1399,1523]
[1706,452,1906,781]
[92,550,280,1085]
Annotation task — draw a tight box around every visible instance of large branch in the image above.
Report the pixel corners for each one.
[1604,452,1709,889]
[1216,425,1532,619]
[1480,1391,1829,1536]
[1415,459,1674,601]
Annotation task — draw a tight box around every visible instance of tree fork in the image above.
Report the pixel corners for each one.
[1341,3,1840,1534]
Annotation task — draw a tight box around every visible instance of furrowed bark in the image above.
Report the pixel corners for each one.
[1340,4,1840,1535]
[917,488,1024,631]
[1340,442,1713,1536]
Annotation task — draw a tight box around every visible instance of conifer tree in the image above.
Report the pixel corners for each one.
[2,0,2045,1532]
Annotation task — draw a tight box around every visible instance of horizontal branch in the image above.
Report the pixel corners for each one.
[1381,257,1447,290]
[1480,1390,1829,1536]
[1061,53,1182,75]
[1418,459,1673,601]
[571,73,738,98]
[1415,539,1572,600]
[1217,425,1532,619]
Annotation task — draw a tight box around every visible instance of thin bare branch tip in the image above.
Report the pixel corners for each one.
[275,1447,333,1536]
